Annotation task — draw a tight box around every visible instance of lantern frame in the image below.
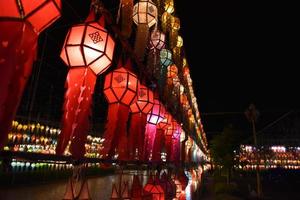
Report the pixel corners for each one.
[133,0,157,27]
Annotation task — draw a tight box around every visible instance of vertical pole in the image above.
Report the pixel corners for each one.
[252,119,262,198]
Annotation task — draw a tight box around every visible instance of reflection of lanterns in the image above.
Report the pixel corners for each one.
[101,60,138,160]
[0,1,61,148]
[164,0,175,14]
[128,84,154,160]
[57,14,115,159]
[133,0,158,61]
[160,49,173,67]
[143,177,165,200]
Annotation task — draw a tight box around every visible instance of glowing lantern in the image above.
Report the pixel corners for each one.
[56,14,115,159]
[169,16,180,48]
[152,112,172,162]
[143,177,165,200]
[173,35,183,66]
[60,16,114,75]
[133,0,158,61]
[176,36,183,48]
[164,120,178,161]
[143,97,165,161]
[160,49,173,68]
[149,30,166,51]
[167,64,178,79]
[128,83,154,160]
[164,0,175,14]
[183,65,190,77]
[101,59,138,160]
[171,123,182,163]
[0,0,61,148]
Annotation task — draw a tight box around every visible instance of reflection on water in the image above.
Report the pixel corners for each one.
[0,170,201,200]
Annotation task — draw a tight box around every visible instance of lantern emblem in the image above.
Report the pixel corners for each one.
[133,0,158,27]
[60,17,115,75]
[103,65,138,106]
[130,83,154,114]
[160,49,173,67]
[0,0,61,33]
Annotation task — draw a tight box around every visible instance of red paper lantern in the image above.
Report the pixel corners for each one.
[0,0,61,148]
[0,0,61,33]
[60,15,114,75]
[147,99,165,125]
[56,14,115,158]
[101,59,138,160]
[128,83,154,160]
[143,97,165,161]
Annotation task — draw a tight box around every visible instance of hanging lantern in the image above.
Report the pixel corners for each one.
[173,35,183,67]
[170,123,182,164]
[176,36,183,48]
[143,97,165,161]
[164,0,175,14]
[56,13,115,159]
[169,16,180,49]
[160,49,173,68]
[120,0,134,38]
[133,0,158,61]
[101,59,138,161]
[164,120,178,162]
[167,64,178,79]
[152,112,172,162]
[149,30,166,51]
[128,83,154,160]
[0,0,62,148]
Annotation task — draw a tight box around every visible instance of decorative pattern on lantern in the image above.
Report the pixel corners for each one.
[60,17,115,75]
[133,0,158,60]
[143,98,165,161]
[56,14,115,159]
[101,60,138,160]
[0,0,61,33]
[128,83,154,160]
[0,0,61,148]
[143,177,165,200]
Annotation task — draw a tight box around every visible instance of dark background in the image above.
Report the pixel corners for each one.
[17,0,298,142]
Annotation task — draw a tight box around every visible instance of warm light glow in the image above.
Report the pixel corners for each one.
[133,0,157,27]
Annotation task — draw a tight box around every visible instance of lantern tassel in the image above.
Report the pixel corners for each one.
[56,68,96,158]
[152,128,165,162]
[0,21,37,148]
[143,123,157,161]
[128,113,147,160]
[134,24,149,61]
[101,104,130,161]
[120,0,133,38]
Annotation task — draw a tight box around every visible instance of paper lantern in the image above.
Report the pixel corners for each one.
[0,0,61,148]
[56,14,115,159]
[101,60,138,161]
[169,16,180,48]
[176,35,183,47]
[143,97,165,161]
[164,0,175,14]
[0,0,61,33]
[128,83,154,160]
[167,64,178,79]
[164,120,178,161]
[160,49,173,67]
[149,30,166,51]
[133,0,158,61]
[147,30,166,78]
[60,16,115,75]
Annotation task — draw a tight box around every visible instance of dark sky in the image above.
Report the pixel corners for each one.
[18,0,299,139]
[175,0,299,134]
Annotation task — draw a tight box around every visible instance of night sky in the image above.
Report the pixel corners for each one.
[17,0,299,141]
